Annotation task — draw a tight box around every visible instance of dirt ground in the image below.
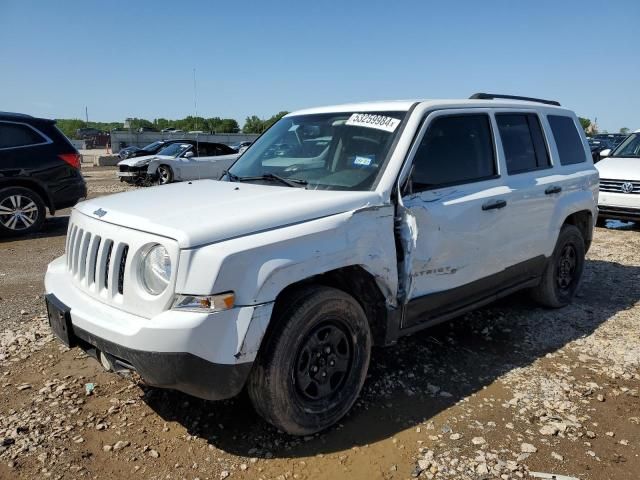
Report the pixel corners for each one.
[0,167,638,480]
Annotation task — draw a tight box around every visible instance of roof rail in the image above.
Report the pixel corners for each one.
[469,93,561,107]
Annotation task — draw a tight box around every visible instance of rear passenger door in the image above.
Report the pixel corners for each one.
[400,109,512,327]
[493,111,559,264]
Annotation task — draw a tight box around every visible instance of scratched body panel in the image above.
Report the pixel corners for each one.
[399,183,510,301]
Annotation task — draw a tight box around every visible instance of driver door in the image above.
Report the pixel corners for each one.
[399,109,512,328]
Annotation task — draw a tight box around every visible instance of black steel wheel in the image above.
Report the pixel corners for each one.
[531,224,585,308]
[556,243,577,290]
[294,321,353,402]
[248,285,371,435]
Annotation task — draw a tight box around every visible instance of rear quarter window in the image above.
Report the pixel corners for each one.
[548,115,586,165]
[496,113,550,174]
[0,122,47,149]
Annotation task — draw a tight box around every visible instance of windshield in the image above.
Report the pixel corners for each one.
[227,111,407,191]
[611,133,640,158]
[157,143,191,157]
[142,141,163,152]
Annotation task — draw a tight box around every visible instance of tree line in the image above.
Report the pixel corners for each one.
[56,111,290,139]
[579,117,630,135]
[57,113,629,140]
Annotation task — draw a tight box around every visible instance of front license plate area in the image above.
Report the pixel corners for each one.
[46,295,75,347]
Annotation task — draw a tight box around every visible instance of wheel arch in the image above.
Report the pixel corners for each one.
[270,266,394,347]
[562,209,594,252]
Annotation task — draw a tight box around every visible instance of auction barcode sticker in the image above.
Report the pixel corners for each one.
[346,113,401,133]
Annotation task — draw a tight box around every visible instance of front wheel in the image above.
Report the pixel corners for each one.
[530,224,586,308]
[156,165,174,185]
[247,286,371,435]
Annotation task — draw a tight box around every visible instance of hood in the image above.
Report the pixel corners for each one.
[596,156,640,181]
[120,146,140,154]
[118,154,173,167]
[75,180,381,248]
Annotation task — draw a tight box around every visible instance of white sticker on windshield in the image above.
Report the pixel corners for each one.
[346,113,401,133]
[353,155,373,166]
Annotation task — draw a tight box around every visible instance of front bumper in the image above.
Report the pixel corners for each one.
[46,295,252,400]
[598,205,640,222]
[598,191,640,221]
[44,257,261,400]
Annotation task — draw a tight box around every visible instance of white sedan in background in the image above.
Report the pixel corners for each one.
[596,129,640,223]
[117,141,237,185]
[147,153,239,185]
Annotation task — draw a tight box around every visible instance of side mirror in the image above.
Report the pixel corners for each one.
[183,151,195,158]
[599,149,611,159]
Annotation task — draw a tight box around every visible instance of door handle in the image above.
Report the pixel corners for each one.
[545,185,562,195]
[481,199,507,211]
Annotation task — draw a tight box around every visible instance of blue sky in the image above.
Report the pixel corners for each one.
[0,0,638,132]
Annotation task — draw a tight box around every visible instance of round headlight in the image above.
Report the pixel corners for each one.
[140,244,171,295]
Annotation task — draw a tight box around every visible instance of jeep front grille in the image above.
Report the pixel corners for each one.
[66,222,128,295]
[599,178,640,194]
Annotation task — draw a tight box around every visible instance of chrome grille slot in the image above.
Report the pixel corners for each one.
[118,245,129,295]
[87,235,101,287]
[72,228,84,275]
[78,231,91,281]
[95,238,113,292]
[67,225,78,270]
[65,224,75,268]
[599,178,640,194]
[103,241,114,291]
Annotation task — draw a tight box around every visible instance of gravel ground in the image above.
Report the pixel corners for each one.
[0,166,638,480]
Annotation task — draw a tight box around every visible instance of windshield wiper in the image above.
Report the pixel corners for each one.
[227,172,307,188]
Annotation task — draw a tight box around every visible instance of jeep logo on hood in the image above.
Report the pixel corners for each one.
[93,208,107,218]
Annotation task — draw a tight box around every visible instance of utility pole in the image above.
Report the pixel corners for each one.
[193,68,198,131]
[85,106,88,123]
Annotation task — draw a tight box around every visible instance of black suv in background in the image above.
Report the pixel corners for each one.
[0,112,87,237]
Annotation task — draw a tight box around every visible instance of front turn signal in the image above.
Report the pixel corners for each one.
[172,292,235,313]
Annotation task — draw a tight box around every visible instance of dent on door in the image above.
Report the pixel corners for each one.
[395,184,511,307]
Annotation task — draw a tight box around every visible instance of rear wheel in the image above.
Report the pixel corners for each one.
[0,187,46,237]
[531,224,585,307]
[157,165,173,185]
[247,285,371,435]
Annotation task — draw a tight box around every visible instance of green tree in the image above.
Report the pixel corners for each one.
[56,119,123,139]
[578,117,591,133]
[154,118,172,130]
[127,118,154,130]
[216,119,240,133]
[242,111,289,133]
[243,115,265,133]
[620,127,630,135]
[264,111,289,130]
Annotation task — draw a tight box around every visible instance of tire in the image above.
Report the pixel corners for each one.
[0,187,46,237]
[156,165,174,185]
[530,224,586,308]
[247,285,371,435]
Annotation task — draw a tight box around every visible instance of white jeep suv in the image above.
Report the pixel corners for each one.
[45,94,598,435]
[596,129,640,223]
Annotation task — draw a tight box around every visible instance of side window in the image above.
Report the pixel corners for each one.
[496,113,550,174]
[411,114,496,190]
[0,122,46,149]
[547,115,586,165]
